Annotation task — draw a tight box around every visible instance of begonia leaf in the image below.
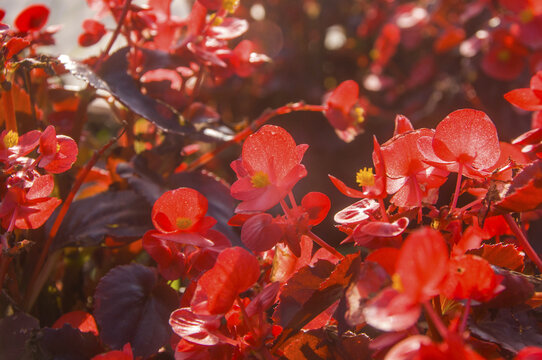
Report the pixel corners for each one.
[470,243,524,271]
[496,159,542,212]
[485,267,534,308]
[0,313,39,360]
[94,264,178,357]
[49,190,153,250]
[15,4,49,32]
[273,255,361,347]
[198,247,260,314]
[469,306,542,353]
[282,328,371,360]
[60,50,229,140]
[36,325,102,360]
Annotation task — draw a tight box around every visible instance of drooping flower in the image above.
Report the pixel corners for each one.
[323,80,365,142]
[230,125,308,213]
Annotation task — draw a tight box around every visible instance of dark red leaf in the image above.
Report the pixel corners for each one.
[0,313,40,360]
[471,243,524,271]
[94,264,178,357]
[37,325,102,360]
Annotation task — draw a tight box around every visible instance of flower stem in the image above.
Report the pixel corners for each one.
[423,300,448,340]
[378,198,389,222]
[182,103,326,172]
[459,298,471,334]
[24,130,124,310]
[450,162,463,214]
[2,85,17,134]
[306,230,344,260]
[504,213,542,273]
[96,0,133,70]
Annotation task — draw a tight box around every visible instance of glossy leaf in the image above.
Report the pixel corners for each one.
[37,325,102,360]
[49,190,153,250]
[0,313,39,360]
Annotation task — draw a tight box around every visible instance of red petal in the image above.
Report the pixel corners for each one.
[27,174,54,200]
[198,247,260,314]
[5,37,30,60]
[363,288,420,332]
[328,174,365,198]
[15,4,50,32]
[42,136,78,174]
[334,198,379,225]
[432,109,500,171]
[395,227,448,302]
[442,255,503,302]
[15,196,61,230]
[169,308,222,345]
[52,311,98,336]
[301,192,331,226]
[152,188,208,233]
[357,217,409,238]
[505,88,542,111]
[241,213,283,252]
[496,159,542,212]
[366,247,400,276]
[393,114,414,136]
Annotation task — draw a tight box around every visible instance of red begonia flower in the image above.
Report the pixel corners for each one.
[363,288,421,332]
[515,346,542,360]
[198,247,260,314]
[382,127,448,208]
[78,19,107,47]
[323,80,364,141]
[14,4,50,32]
[38,125,78,174]
[481,29,528,81]
[230,125,308,213]
[417,109,500,179]
[0,129,40,163]
[370,23,400,74]
[0,174,61,231]
[442,255,503,302]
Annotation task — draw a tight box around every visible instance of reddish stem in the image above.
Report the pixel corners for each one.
[450,162,463,213]
[459,298,471,334]
[25,131,123,309]
[504,213,542,273]
[306,230,344,260]
[96,0,133,70]
[182,103,326,172]
[378,198,389,222]
[423,300,448,340]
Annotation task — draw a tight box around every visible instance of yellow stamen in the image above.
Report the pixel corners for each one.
[3,130,18,149]
[251,171,270,188]
[176,217,193,230]
[223,0,240,13]
[354,106,365,124]
[431,219,440,230]
[520,9,534,24]
[212,16,224,26]
[497,50,510,62]
[356,167,375,187]
[392,273,404,293]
